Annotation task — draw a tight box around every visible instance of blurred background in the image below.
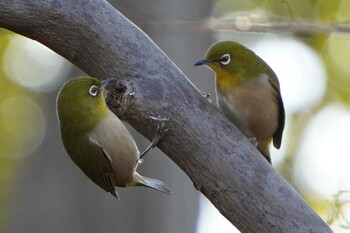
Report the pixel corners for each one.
[1,0,350,232]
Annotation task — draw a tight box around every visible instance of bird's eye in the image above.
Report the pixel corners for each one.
[219,54,231,66]
[89,85,98,97]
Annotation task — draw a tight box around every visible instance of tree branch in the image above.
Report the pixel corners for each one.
[0,0,332,232]
[134,18,350,36]
[208,17,350,35]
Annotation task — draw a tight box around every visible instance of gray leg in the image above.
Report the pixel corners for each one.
[140,120,168,159]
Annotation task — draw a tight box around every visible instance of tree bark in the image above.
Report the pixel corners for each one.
[0,0,332,232]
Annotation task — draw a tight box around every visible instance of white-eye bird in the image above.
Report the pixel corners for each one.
[56,76,171,198]
[194,41,285,164]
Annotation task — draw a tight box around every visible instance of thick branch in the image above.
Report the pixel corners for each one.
[0,1,332,232]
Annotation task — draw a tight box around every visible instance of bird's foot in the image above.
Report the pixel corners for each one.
[148,115,169,147]
[201,92,212,103]
[149,115,169,122]
[249,137,258,147]
[138,159,144,165]
[139,117,169,159]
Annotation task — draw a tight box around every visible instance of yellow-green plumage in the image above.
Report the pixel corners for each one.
[56,76,171,198]
[195,41,285,163]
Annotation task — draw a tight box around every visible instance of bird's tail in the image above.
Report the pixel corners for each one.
[133,172,172,195]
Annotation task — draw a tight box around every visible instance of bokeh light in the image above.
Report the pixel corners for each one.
[293,103,350,200]
[0,96,47,159]
[0,29,73,232]
[2,34,71,92]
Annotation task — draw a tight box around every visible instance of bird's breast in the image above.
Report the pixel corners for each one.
[217,74,279,140]
[88,111,139,186]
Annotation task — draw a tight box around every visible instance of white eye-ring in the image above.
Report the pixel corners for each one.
[89,85,98,97]
[219,53,231,66]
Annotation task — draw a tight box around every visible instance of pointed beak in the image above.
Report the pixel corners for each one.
[100,78,118,101]
[100,78,118,91]
[193,58,210,66]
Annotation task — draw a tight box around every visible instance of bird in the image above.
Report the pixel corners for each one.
[56,76,171,198]
[194,41,285,164]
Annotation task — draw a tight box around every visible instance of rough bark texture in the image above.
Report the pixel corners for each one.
[0,0,332,232]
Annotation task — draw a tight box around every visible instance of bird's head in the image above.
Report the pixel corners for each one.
[56,76,116,132]
[194,41,266,90]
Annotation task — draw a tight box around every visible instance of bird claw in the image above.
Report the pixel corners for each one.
[149,115,169,122]
[249,137,258,147]
[139,117,169,159]
[152,121,169,146]
[201,92,212,103]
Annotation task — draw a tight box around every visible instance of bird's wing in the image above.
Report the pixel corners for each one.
[269,80,285,149]
[89,132,119,198]
[101,166,119,199]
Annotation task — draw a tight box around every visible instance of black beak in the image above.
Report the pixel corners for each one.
[100,77,118,90]
[100,78,118,101]
[193,58,210,66]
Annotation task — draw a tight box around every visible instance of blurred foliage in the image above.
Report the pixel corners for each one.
[327,191,350,229]
[0,29,45,231]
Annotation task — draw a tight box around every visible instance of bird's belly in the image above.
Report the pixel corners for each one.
[88,113,139,187]
[218,83,278,140]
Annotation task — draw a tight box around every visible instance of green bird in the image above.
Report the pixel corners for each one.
[194,41,285,164]
[56,76,171,198]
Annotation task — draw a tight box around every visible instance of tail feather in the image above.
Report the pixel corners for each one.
[133,173,171,195]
